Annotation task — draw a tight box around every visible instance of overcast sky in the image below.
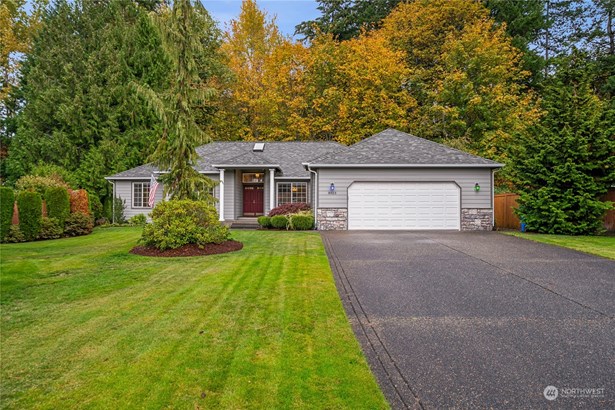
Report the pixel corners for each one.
[205,0,321,38]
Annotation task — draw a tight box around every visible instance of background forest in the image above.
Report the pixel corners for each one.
[1,0,614,233]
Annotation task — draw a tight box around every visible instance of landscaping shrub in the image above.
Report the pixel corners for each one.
[0,187,15,240]
[15,175,68,195]
[88,191,104,219]
[95,217,109,226]
[17,191,43,241]
[45,186,70,226]
[64,212,94,237]
[257,215,271,228]
[290,214,314,230]
[5,225,25,243]
[270,215,289,229]
[112,197,126,223]
[39,217,63,239]
[69,189,90,215]
[268,202,311,216]
[129,214,148,225]
[140,200,230,250]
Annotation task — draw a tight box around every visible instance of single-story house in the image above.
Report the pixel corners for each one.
[105,129,503,230]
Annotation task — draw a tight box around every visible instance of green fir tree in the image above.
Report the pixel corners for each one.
[512,52,614,234]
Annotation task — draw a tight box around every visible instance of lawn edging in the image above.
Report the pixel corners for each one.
[501,231,615,260]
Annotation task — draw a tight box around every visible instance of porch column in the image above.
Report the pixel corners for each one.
[219,169,225,221]
[269,168,275,212]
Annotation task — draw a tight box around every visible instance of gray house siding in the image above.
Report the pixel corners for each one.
[114,179,164,220]
[316,168,492,209]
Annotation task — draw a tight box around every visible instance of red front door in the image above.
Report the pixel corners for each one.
[243,185,264,216]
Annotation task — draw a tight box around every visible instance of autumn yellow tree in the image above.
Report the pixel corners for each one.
[217,0,416,144]
[295,31,416,144]
[218,0,294,140]
[379,0,541,161]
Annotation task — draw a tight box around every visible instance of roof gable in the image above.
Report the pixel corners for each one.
[308,129,502,167]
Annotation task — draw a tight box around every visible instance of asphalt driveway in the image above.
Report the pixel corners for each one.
[322,231,615,409]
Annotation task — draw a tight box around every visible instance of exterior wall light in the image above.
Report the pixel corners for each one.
[474,183,481,192]
[328,183,336,195]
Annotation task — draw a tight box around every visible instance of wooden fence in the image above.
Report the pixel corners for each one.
[495,190,615,232]
[494,193,520,230]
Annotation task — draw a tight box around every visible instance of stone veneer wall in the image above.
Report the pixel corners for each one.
[317,208,348,230]
[317,207,493,231]
[461,208,493,231]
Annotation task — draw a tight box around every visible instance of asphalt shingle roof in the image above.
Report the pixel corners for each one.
[309,129,502,166]
[107,141,344,179]
[106,129,501,179]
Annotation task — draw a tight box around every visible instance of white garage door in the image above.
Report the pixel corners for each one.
[348,182,460,230]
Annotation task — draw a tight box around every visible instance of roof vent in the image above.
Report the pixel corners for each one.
[253,142,265,152]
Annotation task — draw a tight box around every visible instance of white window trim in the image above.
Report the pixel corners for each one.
[131,181,152,209]
[276,182,309,207]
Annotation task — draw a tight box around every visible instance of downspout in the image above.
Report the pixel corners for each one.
[306,164,318,229]
[108,180,116,224]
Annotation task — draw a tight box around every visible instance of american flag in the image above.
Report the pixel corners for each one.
[149,174,160,207]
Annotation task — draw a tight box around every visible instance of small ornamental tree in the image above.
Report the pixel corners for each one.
[0,187,15,240]
[45,186,70,226]
[69,189,90,215]
[511,53,615,235]
[17,191,43,241]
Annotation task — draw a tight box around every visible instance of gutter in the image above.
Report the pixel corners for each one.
[302,163,505,169]
[212,164,281,169]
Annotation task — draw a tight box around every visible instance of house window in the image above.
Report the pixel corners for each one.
[132,182,151,208]
[242,172,264,183]
[277,182,308,206]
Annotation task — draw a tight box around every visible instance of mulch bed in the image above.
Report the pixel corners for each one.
[130,240,243,257]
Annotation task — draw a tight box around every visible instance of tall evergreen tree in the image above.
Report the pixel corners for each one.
[511,52,614,234]
[141,0,219,200]
[295,0,401,41]
[484,0,547,85]
[5,0,170,203]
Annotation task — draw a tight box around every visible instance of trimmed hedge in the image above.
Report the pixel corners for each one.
[269,203,311,216]
[69,189,90,215]
[0,187,15,240]
[17,191,43,241]
[270,215,288,229]
[64,212,94,237]
[290,214,314,230]
[141,200,230,250]
[45,186,70,226]
[257,216,271,228]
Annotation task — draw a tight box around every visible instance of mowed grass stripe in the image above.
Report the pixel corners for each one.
[1,228,387,409]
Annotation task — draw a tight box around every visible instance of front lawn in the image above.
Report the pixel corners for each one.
[503,231,615,260]
[0,228,386,409]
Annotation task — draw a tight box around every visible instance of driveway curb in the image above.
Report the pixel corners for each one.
[322,232,424,410]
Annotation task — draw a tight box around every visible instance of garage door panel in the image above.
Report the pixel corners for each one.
[348,182,460,230]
